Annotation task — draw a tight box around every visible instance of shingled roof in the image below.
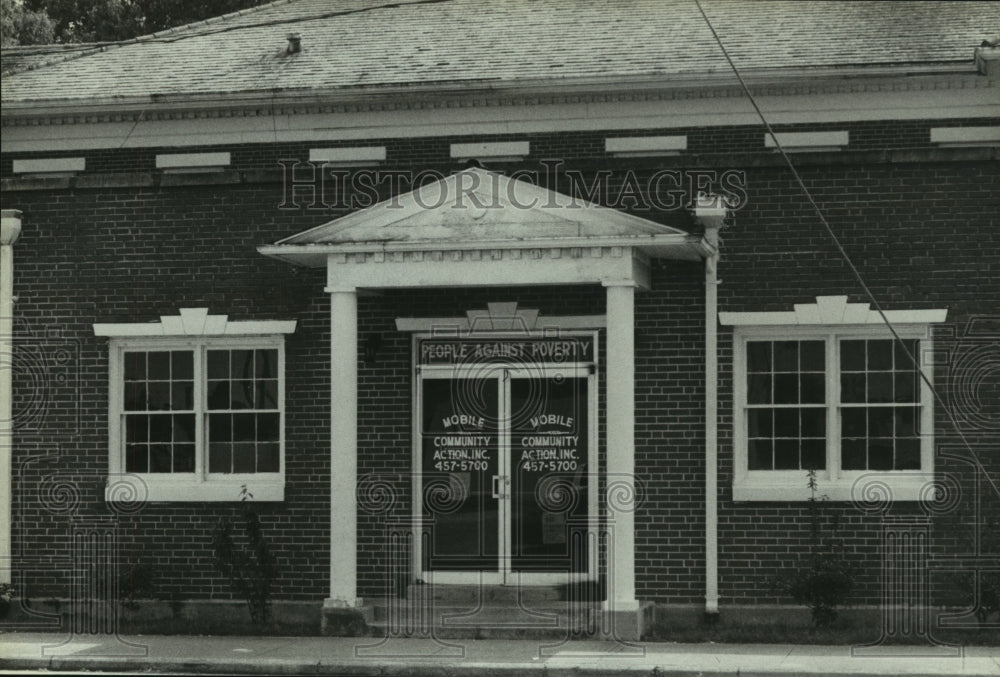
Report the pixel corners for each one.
[2,0,997,105]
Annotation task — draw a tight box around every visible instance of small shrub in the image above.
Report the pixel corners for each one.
[0,582,14,619]
[212,485,276,626]
[118,561,156,611]
[782,469,856,628]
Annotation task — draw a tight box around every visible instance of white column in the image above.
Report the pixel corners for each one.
[604,281,638,610]
[0,210,23,586]
[327,289,359,607]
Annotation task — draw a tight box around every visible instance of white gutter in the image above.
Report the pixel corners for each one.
[0,63,978,119]
[0,209,23,586]
[694,199,726,616]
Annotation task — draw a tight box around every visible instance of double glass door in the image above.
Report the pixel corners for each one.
[418,365,593,584]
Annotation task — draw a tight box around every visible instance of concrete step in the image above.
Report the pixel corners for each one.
[404,582,604,604]
[368,597,603,639]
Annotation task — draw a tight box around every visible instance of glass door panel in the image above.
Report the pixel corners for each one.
[509,373,589,572]
[420,376,500,571]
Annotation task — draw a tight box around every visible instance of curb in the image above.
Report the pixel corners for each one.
[3,655,999,677]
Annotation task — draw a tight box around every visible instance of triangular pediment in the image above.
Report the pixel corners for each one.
[276,167,688,247]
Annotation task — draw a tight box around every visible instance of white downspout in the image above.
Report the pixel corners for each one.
[695,200,726,617]
[0,209,23,586]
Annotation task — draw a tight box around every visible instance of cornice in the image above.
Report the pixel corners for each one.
[1,68,989,128]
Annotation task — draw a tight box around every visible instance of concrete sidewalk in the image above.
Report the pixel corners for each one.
[1,632,997,676]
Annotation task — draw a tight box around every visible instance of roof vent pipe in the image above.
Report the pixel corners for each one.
[287,33,301,54]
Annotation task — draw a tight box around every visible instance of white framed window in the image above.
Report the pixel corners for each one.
[95,309,295,502]
[721,297,946,501]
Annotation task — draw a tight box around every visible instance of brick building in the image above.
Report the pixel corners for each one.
[1,0,998,640]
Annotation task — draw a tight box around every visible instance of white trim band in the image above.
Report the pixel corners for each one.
[12,157,86,174]
[605,135,687,156]
[765,131,849,151]
[155,152,231,169]
[930,126,1000,147]
[309,146,386,164]
[94,308,296,337]
[450,141,529,160]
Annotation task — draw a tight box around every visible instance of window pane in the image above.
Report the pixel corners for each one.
[124,383,146,411]
[231,350,254,380]
[207,380,230,410]
[209,443,231,473]
[257,443,280,473]
[842,409,866,438]
[256,380,278,409]
[896,439,921,470]
[149,444,172,473]
[800,408,825,438]
[171,351,193,380]
[173,444,195,473]
[867,373,893,403]
[149,415,172,443]
[255,350,277,379]
[773,374,798,404]
[747,342,771,372]
[841,373,866,403]
[230,380,253,409]
[774,440,798,469]
[125,445,147,473]
[867,340,892,370]
[748,374,771,404]
[800,341,825,372]
[257,413,280,442]
[173,414,195,443]
[748,439,773,470]
[208,350,229,379]
[894,372,916,403]
[842,439,866,470]
[800,373,825,404]
[868,407,893,438]
[147,352,170,380]
[774,409,799,438]
[233,413,255,442]
[209,413,232,442]
[232,443,255,473]
[894,407,918,437]
[125,415,148,444]
[747,409,773,438]
[801,439,826,470]
[894,340,918,370]
[841,340,865,371]
[147,382,171,410]
[124,352,146,381]
[868,439,893,470]
[773,341,799,372]
[171,382,194,410]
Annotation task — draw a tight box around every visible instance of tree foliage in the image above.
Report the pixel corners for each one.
[3,0,270,45]
[2,0,55,46]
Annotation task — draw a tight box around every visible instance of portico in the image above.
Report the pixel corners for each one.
[259,168,718,638]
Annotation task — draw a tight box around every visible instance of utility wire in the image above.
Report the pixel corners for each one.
[692,0,997,498]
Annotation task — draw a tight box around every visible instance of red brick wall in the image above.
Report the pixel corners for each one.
[4,125,997,609]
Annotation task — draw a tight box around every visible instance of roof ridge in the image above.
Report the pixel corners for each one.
[0,0,302,76]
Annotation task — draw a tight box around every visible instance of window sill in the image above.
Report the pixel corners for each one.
[733,472,935,502]
[105,475,284,503]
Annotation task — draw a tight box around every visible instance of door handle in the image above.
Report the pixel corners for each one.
[492,475,502,499]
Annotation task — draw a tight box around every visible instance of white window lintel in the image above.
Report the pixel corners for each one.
[94,308,296,337]
[720,296,947,326]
